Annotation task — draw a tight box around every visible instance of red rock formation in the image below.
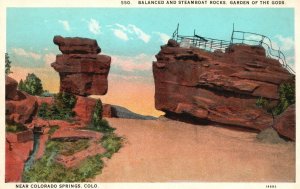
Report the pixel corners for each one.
[6,77,38,124]
[6,76,18,100]
[103,104,113,118]
[73,96,99,124]
[273,105,295,141]
[73,96,112,123]
[6,133,33,182]
[153,40,294,131]
[52,36,111,96]
[54,36,101,54]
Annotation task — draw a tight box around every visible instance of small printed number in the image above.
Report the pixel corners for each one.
[121,1,131,5]
[266,185,276,188]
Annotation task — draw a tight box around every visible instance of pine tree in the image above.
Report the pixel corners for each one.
[92,99,103,127]
[5,53,12,75]
[18,79,24,91]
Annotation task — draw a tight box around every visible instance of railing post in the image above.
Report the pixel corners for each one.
[230,23,235,44]
[242,32,245,44]
[259,36,265,46]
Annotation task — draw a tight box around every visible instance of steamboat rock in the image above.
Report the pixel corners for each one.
[153,40,294,131]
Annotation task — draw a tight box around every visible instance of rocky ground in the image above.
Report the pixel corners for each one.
[94,118,295,182]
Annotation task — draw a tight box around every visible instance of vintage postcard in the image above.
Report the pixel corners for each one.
[0,0,299,188]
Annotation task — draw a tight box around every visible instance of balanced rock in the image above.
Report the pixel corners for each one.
[52,36,111,96]
[273,105,295,141]
[53,35,101,54]
[153,40,294,131]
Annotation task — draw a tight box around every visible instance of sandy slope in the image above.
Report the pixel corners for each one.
[94,118,295,182]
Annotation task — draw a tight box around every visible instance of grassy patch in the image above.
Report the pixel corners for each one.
[48,125,59,136]
[23,140,103,182]
[6,123,27,133]
[47,139,90,156]
[59,139,90,156]
[23,113,123,182]
[101,132,123,159]
[88,119,115,133]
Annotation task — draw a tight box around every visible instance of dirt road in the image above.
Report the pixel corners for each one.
[94,118,295,182]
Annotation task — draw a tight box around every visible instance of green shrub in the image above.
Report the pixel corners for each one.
[88,119,115,133]
[38,92,77,121]
[101,133,123,159]
[256,97,269,108]
[91,100,103,127]
[48,125,59,136]
[88,100,115,133]
[18,73,44,96]
[272,81,295,115]
[256,79,295,117]
[6,122,27,133]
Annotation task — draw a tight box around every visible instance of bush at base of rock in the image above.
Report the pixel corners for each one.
[6,122,27,133]
[88,119,114,133]
[38,92,77,121]
[88,99,114,133]
[256,79,295,118]
[101,133,123,159]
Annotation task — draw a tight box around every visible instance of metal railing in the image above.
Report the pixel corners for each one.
[231,27,295,74]
[172,24,295,74]
[172,24,231,52]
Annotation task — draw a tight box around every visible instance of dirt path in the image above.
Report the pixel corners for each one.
[94,118,295,182]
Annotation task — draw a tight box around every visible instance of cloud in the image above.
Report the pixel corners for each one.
[88,19,101,35]
[111,23,151,43]
[43,53,56,65]
[12,48,41,60]
[112,29,129,41]
[128,24,151,43]
[275,35,294,51]
[58,20,71,31]
[154,32,170,44]
[285,56,295,69]
[111,53,154,72]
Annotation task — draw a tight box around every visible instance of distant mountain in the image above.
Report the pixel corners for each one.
[111,105,157,120]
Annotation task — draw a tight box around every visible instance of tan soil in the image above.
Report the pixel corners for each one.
[94,118,295,182]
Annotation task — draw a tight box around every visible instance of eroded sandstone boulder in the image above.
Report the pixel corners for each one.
[153,40,294,131]
[73,96,112,124]
[52,36,111,96]
[273,105,295,141]
[5,76,38,124]
[6,91,38,124]
[53,35,101,54]
[5,76,18,100]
